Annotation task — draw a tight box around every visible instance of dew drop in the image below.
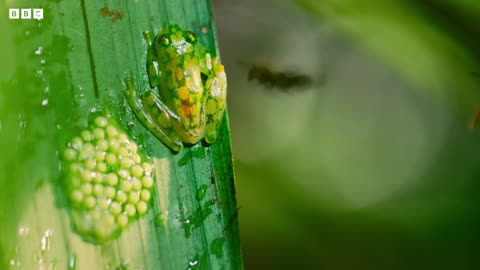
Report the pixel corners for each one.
[19,119,27,128]
[210,237,226,258]
[40,229,54,251]
[33,250,46,264]
[9,258,20,268]
[35,46,43,55]
[196,184,208,201]
[18,225,30,236]
[68,254,77,270]
[36,69,44,79]
[74,86,85,99]
[42,99,49,106]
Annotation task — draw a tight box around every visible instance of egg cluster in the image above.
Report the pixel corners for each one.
[63,116,154,243]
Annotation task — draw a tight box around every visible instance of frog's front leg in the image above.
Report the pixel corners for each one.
[144,31,161,88]
[124,77,183,152]
[204,57,227,144]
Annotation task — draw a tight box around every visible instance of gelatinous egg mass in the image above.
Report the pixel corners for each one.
[62,116,155,244]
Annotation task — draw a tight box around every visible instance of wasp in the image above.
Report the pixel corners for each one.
[242,62,320,92]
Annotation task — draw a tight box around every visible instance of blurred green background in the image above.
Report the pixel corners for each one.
[212,0,480,269]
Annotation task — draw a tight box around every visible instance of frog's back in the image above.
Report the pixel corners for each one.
[158,57,207,144]
[156,24,209,144]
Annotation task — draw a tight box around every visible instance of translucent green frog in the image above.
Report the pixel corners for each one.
[124,24,227,152]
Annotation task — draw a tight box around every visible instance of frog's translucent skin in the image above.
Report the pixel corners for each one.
[124,24,227,152]
[62,116,155,244]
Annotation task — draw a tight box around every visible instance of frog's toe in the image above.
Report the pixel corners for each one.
[205,135,217,144]
[204,123,218,144]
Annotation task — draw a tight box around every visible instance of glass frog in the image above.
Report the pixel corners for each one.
[124,24,227,152]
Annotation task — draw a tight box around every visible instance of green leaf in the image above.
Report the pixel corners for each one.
[0,0,242,269]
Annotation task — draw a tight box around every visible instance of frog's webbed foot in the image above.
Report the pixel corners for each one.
[143,31,161,88]
[124,77,183,152]
[204,58,227,144]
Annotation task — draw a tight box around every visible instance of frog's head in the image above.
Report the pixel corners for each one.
[155,24,197,55]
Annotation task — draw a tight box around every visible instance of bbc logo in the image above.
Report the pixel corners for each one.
[9,8,44,20]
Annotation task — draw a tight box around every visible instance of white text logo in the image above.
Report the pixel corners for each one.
[9,9,43,20]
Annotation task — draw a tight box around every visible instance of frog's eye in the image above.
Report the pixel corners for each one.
[184,31,197,44]
[156,34,170,47]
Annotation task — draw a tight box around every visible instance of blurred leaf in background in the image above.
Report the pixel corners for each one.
[213,0,480,269]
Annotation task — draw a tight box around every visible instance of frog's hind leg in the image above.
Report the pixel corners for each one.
[124,77,183,152]
[143,31,161,88]
[204,59,227,144]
